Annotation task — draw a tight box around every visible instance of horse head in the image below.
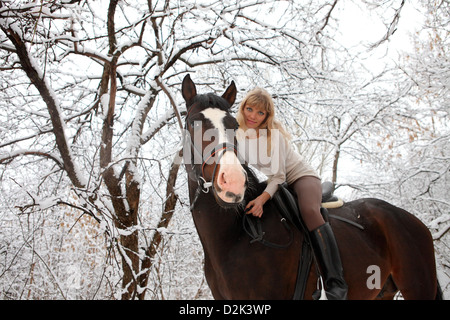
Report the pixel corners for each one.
[182,74,247,208]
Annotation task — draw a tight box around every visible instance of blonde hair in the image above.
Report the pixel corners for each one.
[237,87,291,152]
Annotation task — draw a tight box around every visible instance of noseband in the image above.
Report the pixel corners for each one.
[185,132,241,210]
[200,142,238,190]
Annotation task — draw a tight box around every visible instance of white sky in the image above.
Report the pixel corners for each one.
[336,1,425,59]
[321,1,427,189]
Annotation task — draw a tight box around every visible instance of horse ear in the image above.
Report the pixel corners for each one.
[222,81,237,107]
[182,74,197,104]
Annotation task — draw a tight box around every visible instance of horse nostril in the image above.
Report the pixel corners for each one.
[220,172,227,185]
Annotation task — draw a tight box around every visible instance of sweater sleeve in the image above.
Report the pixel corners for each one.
[263,131,287,198]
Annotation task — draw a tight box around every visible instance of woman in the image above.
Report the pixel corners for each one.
[236,87,347,300]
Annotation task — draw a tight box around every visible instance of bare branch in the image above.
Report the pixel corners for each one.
[370,0,405,49]
[155,77,183,131]
[0,150,63,168]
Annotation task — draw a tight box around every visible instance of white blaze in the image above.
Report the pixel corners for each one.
[200,108,246,203]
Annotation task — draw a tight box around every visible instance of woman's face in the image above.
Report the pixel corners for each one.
[242,104,267,129]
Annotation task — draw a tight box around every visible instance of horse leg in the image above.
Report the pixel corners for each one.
[375,275,399,300]
[390,230,437,299]
[203,254,226,299]
[435,280,444,300]
[374,201,438,300]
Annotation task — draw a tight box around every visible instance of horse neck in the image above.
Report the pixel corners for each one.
[188,180,241,253]
[186,166,263,257]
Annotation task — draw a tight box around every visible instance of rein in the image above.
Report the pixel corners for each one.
[243,214,294,249]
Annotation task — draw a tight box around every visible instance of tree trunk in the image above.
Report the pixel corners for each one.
[137,151,182,299]
[332,146,340,186]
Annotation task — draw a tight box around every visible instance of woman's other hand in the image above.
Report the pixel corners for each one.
[245,192,271,218]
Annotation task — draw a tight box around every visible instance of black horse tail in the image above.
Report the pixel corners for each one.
[435,280,444,300]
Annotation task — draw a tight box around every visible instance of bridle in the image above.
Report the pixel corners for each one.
[184,107,244,210]
[185,137,242,210]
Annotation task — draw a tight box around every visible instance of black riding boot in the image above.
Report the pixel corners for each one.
[310,222,348,300]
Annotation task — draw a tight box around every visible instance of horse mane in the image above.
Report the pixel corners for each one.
[242,165,266,205]
[192,93,231,112]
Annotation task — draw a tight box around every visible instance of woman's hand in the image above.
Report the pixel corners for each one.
[245,192,271,218]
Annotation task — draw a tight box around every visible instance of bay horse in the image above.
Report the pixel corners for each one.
[181,74,442,300]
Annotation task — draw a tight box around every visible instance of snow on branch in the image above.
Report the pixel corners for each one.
[0,150,64,168]
[0,18,87,188]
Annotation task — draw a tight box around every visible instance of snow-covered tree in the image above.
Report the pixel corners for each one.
[0,0,447,299]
